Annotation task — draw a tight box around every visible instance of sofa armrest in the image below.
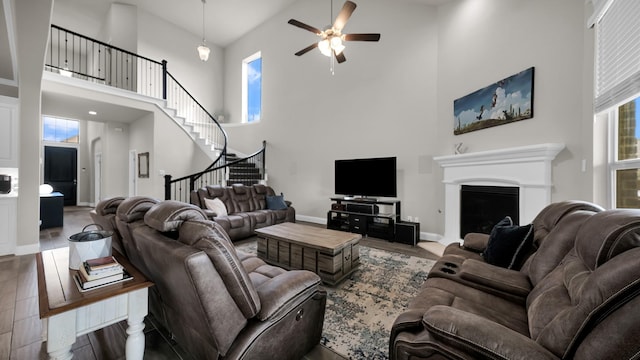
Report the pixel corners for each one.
[461,232,490,252]
[255,270,321,321]
[202,209,217,219]
[459,259,532,297]
[423,306,558,360]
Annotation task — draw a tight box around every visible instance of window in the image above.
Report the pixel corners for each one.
[594,0,640,208]
[610,96,640,208]
[43,116,79,143]
[242,52,262,123]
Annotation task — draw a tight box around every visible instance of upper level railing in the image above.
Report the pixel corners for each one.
[44,24,258,201]
[46,24,166,98]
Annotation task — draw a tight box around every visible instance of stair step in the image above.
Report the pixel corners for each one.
[229,165,257,170]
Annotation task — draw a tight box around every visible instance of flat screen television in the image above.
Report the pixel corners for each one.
[335,157,397,198]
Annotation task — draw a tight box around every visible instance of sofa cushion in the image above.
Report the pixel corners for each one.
[575,209,640,270]
[204,197,228,217]
[483,216,534,269]
[144,201,207,232]
[116,196,159,223]
[179,220,261,319]
[95,196,125,215]
[266,194,288,210]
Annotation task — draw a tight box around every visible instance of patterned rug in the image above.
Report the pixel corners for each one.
[236,241,435,359]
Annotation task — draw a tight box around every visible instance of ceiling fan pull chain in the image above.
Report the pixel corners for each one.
[331,55,335,75]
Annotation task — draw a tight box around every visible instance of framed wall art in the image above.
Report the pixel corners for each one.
[454,67,534,135]
[138,152,149,178]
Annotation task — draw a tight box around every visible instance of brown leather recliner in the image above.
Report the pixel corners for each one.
[133,200,326,360]
[89,196,125,255]
[428,201,604,303]
[441,200,605,263]
[390,208,640,360]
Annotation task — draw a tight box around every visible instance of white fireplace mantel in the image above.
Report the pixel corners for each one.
[434,143,565,245]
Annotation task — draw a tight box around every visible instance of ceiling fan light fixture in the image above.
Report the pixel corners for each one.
[289,1,380,66]
[330,35,342,48]
[331,37,345,55]
[318,39,332,57]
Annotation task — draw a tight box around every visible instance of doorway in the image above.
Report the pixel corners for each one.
[94,152,102,202]
[44,146,78,206]
[128,150,137,197]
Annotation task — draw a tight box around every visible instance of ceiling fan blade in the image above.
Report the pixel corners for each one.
[295,43,319,56]
[335,51,346,64]
[333,1,357,31]
[288,19,322,35]
[343,33,381,42]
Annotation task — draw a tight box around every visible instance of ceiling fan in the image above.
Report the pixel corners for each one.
[288,1,381,64]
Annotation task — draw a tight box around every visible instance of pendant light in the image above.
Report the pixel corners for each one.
[197,0,210,61]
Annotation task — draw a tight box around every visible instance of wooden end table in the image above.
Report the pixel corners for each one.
[36,248,153,360]
[255,222,362,285]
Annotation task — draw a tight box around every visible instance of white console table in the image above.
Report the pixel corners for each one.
[36,248,153,359]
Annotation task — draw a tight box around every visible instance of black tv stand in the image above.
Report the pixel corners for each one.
[327,197,401,241]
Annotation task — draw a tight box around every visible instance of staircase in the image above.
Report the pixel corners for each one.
[44,24,266,203]
[225,153,262,186]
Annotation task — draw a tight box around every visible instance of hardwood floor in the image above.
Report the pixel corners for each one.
[0,207,440,360]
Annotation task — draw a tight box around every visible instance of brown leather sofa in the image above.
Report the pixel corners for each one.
[390,204,640,360]
[190,184,295,241]
[92,197,326,360]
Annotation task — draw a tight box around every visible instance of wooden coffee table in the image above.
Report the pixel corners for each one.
[255,222,361,285]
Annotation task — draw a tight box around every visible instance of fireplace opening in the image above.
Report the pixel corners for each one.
[460,185,519,238]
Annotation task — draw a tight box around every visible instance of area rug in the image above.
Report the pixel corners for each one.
[235,241,435,359]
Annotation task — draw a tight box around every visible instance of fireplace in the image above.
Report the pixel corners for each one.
[460,185,519,238]
[434,143,564,245]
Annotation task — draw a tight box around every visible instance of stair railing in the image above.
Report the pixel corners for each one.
[46,25,166,98]
[45,24,239,201]
[164,140,266,202]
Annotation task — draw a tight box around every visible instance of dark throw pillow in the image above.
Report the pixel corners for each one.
[483,216,534,269]
[266,194,288,210]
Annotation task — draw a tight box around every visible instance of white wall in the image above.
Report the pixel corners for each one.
[152,108,212,197]
[224,0,439,227]
[136,11,224,116]
[101,121,130,198]
[223,0,593,236]
[435,0,592,210]
[129,113,154,196]
[126,109,212,198]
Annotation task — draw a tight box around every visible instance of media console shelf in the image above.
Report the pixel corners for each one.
[327,197,401,241]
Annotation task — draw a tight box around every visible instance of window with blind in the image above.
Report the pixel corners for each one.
[596,0,640,208]
[595,0,640,112]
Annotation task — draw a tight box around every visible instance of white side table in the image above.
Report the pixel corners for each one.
[36,248,153,359]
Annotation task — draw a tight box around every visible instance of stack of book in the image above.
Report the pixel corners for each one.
[74,255,131,291]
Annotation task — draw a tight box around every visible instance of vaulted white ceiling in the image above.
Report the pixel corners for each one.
[52,0,451,47]
[1,0,451,89]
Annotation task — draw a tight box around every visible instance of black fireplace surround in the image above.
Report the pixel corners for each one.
[460,185,519,238]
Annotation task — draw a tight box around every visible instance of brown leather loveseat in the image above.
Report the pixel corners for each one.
[390,202,640,359]
[190,184,295,241]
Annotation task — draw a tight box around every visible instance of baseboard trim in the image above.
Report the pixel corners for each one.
[296,215,326,225]
[296,214,443,243]
[15,243,41,256]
